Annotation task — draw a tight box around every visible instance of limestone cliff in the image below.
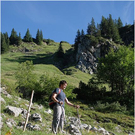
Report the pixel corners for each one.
[76,35,117,74]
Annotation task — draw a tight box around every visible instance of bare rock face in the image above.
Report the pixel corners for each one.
[76,36,116,74]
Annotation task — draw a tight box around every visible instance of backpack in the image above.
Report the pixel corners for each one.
[49,89,61,109]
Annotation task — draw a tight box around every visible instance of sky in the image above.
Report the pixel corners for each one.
[1,0,134,44]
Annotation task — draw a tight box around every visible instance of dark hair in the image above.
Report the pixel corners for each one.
[59,80,67,87]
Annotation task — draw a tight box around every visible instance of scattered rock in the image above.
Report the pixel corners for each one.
[29,113,42,122]
[44,109,52,114]
[115,125,122,133]
[98,127,110,135]
[26,123,41,131]
[1,89,12,98]
[0,116,3,129]
[69,124,82,135]
[5,106,23,117]
[21,109,28,118]
[6,118,17,128]
[1,97,6,104]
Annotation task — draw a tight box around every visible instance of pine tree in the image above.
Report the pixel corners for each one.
[74,29,81,53]
[9,28,18,45]
[96,23,101,37]
[108,15,121,42]
[75,29,81,44]
[81,29,85,37]
[57,42,64,58]
[117,17,123,28]
[80,29,85,41]
[4,32,10,46]
[112,25,121,43]
[100,16,108,37]
[17,32,22,46]
[40,30,43,41]
[36,29,42,45]
[1,33,9,53]
[87,17,96,36]
[107,14,114,39]
[23,28,33,42]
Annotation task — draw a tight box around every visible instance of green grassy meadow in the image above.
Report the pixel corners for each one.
[1,42,134,135]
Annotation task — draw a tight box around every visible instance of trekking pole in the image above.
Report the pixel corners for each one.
[23,90,34,132]
[76,108,82,135]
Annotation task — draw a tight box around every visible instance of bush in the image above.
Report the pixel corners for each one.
[15,60,37,98]
[34,74,60,103]
[73,77,106,102]
[93,101,127,113]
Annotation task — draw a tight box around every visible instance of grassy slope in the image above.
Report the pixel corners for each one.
[1,41,134,135]
[1,42,91,88]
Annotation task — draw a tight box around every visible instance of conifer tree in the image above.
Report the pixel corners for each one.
[9,28,18,45]
[23,28,33,42]
[80,29,85,41]
[57,42,64,58]
[107,14,121,42]
[4,32,10,46]
[40,30,43,41]
[100,16,108,37]
[87,17,96,36]
[112,25,121,43]
[81,29,85,37]
[75,29,81,44]
[17,32,22,46]
[108,14,114,39]
[36,29,42,45]
[1,33,9,53]
[74,29,81,53]
[96,23,101,37]
[117,17,123,28]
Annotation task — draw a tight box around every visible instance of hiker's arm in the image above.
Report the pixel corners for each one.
[65,98,80,108]
[51,93,60,103]
[51,93,63,104]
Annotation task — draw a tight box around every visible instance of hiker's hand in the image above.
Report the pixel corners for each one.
[74,105,80,108]
[58,101,63,105]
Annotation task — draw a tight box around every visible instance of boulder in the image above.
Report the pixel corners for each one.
[26,123,41,131]
[69,124,82,135]
[44,109,52,114]
[5,106,23,117]
[98,127,110,135]
[69,117,80,127]
[21,109,28,118]
[29,113,42,122]
[6,118,17,128]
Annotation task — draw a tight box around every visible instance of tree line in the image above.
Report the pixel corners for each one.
[1,28,43,54]
[74,14,127,53]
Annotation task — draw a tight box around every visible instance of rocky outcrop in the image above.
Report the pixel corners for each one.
[76,36,117,74]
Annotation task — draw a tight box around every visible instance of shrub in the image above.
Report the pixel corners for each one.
[93,101,127,113]
[15,60,37,98]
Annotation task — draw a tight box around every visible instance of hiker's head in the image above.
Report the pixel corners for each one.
[59,80,67,90]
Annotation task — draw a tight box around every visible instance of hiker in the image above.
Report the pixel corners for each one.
[51,80,80,134]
